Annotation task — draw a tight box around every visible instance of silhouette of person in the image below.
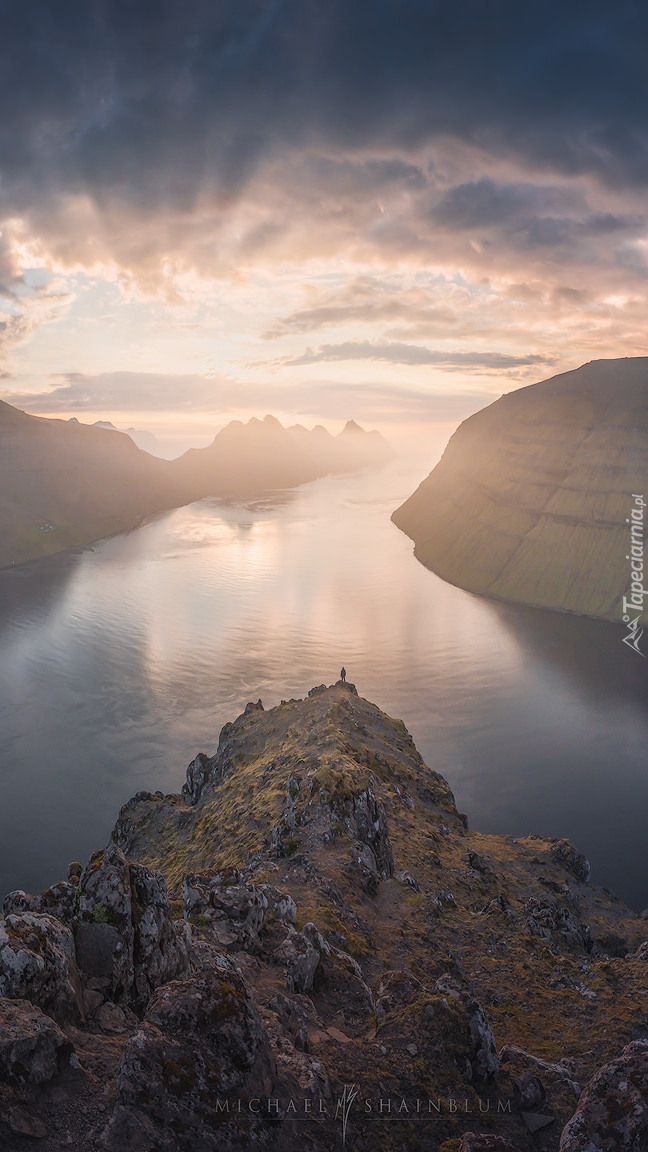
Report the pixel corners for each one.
[340,667,346,682]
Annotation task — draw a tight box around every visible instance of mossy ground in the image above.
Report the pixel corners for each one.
[111,684,648,1150]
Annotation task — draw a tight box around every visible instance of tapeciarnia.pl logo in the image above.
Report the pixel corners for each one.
[622,493,646,657]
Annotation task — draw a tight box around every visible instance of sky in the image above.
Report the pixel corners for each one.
[1,0,648,451]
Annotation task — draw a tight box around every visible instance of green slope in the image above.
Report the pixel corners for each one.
[392,358,648,625]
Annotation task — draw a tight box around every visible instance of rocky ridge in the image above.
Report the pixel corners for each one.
[1,683,648,1150]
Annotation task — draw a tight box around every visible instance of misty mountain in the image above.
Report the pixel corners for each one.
[171,415,394,498]
[92,420,162,456]
[0,403,393,568]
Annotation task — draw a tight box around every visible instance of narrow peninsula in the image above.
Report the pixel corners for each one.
[1,684,647,1150]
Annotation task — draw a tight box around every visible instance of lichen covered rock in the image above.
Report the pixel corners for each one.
[0,997,73,1084]
[559,1039,648,1151]
[102,964,274,1151]
[0,912,81,1022]
[75,844,189,1007]
[274,925,322,993]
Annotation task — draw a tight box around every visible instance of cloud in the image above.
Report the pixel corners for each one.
[4,369,495,425]
[429,178,642,254]
[2,1,648,394]
[2,2,648,236]
[281,341,558,372]
[6,372,230,413]
[264,278,458,338]
[431,179,580,230]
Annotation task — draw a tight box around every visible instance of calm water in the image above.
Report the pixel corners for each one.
[1,453,647,909]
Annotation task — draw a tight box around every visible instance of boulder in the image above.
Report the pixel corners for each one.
[466,998,499,1080]
[2,890,40,917]
[182,751,212,805]
[0,912,81,1022]
[76,844,189,1006]
[183,872,269,951]
[102,964,274,1151]
[549,840,591,884]
[259,885,297,926]
[78,843,133,933]
[274,925,321,992]
[0,997,73,1084]
[3,880,78,926]
[75,922,124,981]
[38,880,78,925]
[559,1039,648,1151]
[130,864,190,1005]
[513,1069,546,1111]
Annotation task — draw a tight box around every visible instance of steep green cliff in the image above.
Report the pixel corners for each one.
[393,358,648,625]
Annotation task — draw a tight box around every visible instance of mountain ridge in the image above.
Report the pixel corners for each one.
[0,402,394,568]
[0,682,646,1151]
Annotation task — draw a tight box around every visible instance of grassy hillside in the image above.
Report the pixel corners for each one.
[393,358,648,625]
[0,401,177,568]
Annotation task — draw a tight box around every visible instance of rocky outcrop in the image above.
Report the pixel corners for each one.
[2,684,648,1151]
[559,1040,648,1151]
[274,925,322,992]
[76,844,190,1010]
[103,964,275,1152]
[0,997,73,1084]
[0,912,82,1022]
[393,357,648,623]
[548,840,591,884]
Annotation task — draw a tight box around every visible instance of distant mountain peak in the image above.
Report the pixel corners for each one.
[340,419,363,434]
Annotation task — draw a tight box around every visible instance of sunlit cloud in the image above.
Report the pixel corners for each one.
[1,1,648,429]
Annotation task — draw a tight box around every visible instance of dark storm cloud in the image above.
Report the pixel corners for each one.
[2,0,648,227]
[431,180,581,230]
[430,178,642,250]
[283,341,557,372]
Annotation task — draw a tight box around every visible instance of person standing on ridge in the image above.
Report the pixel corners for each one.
[340,667,346,682]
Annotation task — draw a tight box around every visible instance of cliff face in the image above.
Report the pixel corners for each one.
[1,684,647,1151]
[0,405,393,568]
[392,358,648,624]
[0,400,178,569]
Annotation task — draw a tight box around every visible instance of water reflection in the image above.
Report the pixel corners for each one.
[0,457,647,910]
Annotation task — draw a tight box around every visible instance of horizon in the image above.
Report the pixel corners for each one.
[2,4,648,441]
